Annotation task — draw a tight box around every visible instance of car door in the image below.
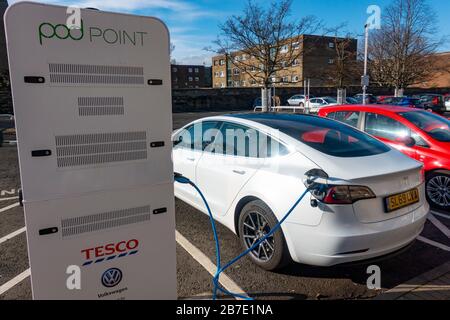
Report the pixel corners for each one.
[363,112,418,160]
[173,121,221,202]
[308,98,320,112]
[195,121,265,217]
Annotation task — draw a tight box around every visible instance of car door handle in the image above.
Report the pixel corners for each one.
[232,170,246,175]
[187,157,196,161]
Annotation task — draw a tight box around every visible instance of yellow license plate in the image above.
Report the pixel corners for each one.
[385,188,420,213]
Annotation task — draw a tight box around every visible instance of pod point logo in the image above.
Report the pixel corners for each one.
[38,20,148,46]
[101,268,123,288]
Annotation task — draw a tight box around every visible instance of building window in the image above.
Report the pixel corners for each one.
[195,77,199,82]
[292,59,300,66]
[195,68,199,73]
[220,59,225,65]
[329,42,335,48]
[214,71,219,77]
[234,81,240,87]
[220,82,225,88]
[271,77,277,83]
[188,77,193,82]
[281,61,287,68]
[280,45,289,53]
[188,68,193,73]
[282,76,289,83]
[250,79,257,86]
[219,71,225,78]
[292,75,299,82]
[328,58,335,64]
[241,80,246,87]
[214,60,219,66]
[172,67,178,72]
[233,68,240,75]
[292,42,300,50]
[242,54,247,61]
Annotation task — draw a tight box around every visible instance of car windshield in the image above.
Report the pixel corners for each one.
[237,114,390,157]
[400,111,450,142]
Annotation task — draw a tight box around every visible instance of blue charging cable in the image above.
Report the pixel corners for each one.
[174,172,312,300]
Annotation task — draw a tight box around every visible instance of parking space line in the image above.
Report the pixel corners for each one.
[175,230,248,300]
[431,211,450,220]
[428,214,450,238]
[0,268,30,296]
[417,236,450,252]
[0,197,19,202]
[0,227,26,245]
[0,202,20,213]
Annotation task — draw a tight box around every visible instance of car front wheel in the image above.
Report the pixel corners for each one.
[426,172,450,212]
[238,200,290,271]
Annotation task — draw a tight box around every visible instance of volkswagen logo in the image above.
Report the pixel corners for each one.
[101,268,123,288]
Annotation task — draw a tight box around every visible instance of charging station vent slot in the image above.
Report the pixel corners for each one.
[78,97,125,116]
[61,205,151,237]
[49,63,144,85]
[55,131,147,167]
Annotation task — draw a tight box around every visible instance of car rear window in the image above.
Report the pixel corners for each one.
[245,115,390,157]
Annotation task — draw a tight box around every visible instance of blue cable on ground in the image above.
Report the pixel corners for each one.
[174,173,311,300]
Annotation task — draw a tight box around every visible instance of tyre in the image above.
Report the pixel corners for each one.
[238,200,291,271]
[426,172,450,212]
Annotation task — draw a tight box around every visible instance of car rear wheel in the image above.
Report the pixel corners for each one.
[426,172,450,212]
[238,200,290,271]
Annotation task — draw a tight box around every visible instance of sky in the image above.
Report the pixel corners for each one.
[7,0,450,66]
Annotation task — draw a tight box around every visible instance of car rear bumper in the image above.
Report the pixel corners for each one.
[283,202,429,267]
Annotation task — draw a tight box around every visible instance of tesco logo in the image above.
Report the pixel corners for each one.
[81,239,139,264]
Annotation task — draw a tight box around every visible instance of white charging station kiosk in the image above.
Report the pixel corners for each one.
[5,2,177,299]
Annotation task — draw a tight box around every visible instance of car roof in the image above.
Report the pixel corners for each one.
[319,104,420,113]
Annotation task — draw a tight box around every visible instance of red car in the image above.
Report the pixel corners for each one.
[318,105,450,212]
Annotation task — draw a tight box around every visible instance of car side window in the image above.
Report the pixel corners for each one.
[173,121,221,151]
[216,122,289,158]
[330,111,360,128]
[364,113,411,141]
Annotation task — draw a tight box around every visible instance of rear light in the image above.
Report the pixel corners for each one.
[420,167,426,184]
[432,96,439,105]
[313,185,376,204]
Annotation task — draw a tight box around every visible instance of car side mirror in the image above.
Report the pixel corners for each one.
[397,136,416,147]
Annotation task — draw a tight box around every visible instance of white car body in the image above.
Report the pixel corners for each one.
[306,97,338,113]
[445,96,450,111]
[287,95,310,107]
[172,114,429,267]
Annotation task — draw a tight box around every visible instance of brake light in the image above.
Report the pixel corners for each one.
[432,96,439,105]
[420,167,426,184]
[315,185,376,204]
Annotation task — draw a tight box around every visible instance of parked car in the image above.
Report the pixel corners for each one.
[287,94,314,107]
[252,97,262,109]
[307,97,338,113]
[415,94,446,114]
[444,96,450,112]
[319,105,450,211]
[172,113,428,270]
[345,97,359,104]
[377,96,395,103]
[353,94,378,104]
[381,97,423,109]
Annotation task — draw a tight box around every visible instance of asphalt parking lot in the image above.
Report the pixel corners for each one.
[0,111,449,300]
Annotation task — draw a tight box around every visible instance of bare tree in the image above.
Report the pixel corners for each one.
[368,0,444,95]
[211,0,320,111]
[322,25,360,90]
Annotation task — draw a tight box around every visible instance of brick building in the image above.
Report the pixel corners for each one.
[211,34,357,88]
[416,52,450,89]
[171,64,212,89]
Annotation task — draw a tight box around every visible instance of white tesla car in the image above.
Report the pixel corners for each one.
[172,113,429,270]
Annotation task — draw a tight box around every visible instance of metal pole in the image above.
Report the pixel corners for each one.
[363,24,369,105]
